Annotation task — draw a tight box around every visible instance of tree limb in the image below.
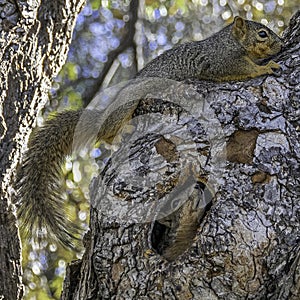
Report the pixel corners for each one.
[81,0,139,107]
[63,11,300,299]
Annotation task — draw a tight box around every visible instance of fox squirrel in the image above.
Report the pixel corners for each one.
[15,17,282,249]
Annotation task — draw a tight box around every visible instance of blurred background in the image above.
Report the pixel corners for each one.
[22,0,297,298]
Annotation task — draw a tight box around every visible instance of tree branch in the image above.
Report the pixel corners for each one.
[0,0,85,298]
[81,0,139,107]
[64,10,300,299]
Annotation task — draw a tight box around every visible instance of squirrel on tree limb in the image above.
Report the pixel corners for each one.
[15,17,283,249]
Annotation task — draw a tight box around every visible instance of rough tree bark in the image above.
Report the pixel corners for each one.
[0,1,85,299]
[62,11,300,300]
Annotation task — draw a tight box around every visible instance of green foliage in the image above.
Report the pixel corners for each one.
[90,0,101,10]
[62,62,78,81]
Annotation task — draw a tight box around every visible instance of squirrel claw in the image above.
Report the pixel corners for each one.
[259,60,281,76]
[267,60,281,73]
[268,60,281,76]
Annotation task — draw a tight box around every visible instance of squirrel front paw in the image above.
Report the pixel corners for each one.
[266,60,281,74]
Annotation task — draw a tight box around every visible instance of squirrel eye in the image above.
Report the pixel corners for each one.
[258,30,268,39]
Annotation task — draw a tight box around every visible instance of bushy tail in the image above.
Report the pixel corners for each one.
[14,95,140,248]
[15,109,83,248]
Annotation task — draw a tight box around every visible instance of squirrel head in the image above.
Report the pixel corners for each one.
[231,16,283,63]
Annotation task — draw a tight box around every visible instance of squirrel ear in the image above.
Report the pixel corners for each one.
[232,16,247,40]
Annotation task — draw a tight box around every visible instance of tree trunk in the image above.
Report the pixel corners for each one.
[62,11,300,300]
[0,1,84,299]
